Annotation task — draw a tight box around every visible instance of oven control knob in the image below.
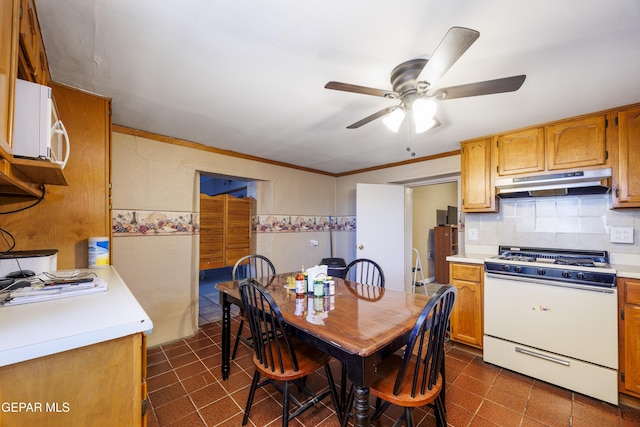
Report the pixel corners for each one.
[562,271,572,278]
[502,265,510,272]
[576,272,587,280]
[537,268,546,276]
[514,266,522,273]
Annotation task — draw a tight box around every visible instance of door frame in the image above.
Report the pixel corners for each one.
[393,174,461,289]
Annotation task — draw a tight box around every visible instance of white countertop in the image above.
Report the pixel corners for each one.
[446,253,488,264]
[0,266,153,367]
[612,264,640,279]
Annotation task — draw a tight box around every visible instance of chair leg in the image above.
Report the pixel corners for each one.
[434,395,446,427]
[242,370,260,426]
[340,363,347,412]
[405,407,414,427]
[282,380,290,427]
[325,364,343,424]
[340,386,355,427]
[231,319,244,360]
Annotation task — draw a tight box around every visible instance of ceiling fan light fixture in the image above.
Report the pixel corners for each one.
[412,98,438,133]
[414,116,437,133]
[412,98,437,119]
[382,107,406,132]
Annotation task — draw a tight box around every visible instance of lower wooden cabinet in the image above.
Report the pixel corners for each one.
[0,333,147,427]
[449,262,484,348]
[618,277,640,397]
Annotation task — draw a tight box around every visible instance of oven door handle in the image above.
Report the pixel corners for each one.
[515,346,570,366]
[484,272,615,294]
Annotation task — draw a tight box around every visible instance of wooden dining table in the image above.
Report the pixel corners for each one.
[216,273,442,427]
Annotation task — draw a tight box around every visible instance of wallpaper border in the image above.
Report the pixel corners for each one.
[113,210,356,236]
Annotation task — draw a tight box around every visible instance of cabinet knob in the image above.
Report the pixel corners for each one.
[358,244,364,250]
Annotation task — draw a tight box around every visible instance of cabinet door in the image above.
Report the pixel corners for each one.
[496,127,545,176]
[546,115,607,170]
[0,0,18,160]
[461,137,497,212]
[620,278,640,397]
[0,334,144,426]
[612,106,640,207]
[624,303,640,396]
[449,263,483,348]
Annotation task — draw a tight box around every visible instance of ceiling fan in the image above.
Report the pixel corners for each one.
[325,27,526,133]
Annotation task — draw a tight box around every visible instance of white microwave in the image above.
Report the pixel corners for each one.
[12,79,70,169]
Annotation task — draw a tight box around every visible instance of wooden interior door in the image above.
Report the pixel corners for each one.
[199,194,224,270]
[199,193,251,270]
[225,195,251,267]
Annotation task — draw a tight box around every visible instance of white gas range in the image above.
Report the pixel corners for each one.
[483,246,618,405]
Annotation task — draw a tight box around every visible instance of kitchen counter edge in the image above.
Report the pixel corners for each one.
[446,253,488,265]
[0,266,153,367]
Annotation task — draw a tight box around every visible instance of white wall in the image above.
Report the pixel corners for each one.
[111,131,336,346]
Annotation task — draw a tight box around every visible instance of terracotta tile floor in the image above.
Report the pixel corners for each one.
[145,316,640,427]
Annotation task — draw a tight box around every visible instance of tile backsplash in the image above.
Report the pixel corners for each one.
[464,194,640,254]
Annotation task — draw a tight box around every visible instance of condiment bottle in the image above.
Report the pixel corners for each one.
[314,279,324,297]
[295,272,306,296]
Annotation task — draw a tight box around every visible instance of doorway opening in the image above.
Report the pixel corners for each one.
[401,174,460,293]
[198,173,253,325]
[410,181,459,289]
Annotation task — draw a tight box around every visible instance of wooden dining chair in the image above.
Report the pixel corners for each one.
[231,254,276,360]
[341,285,457,427]
[340,258,385,411]
[343,258,385,287]
[238,279,341,427]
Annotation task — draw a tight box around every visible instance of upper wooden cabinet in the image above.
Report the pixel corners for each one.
[0,0,18,161]
[546,115,608,171]
[496,116,608,177]
[17,0,50,85]
[0,0,65,198]
[461,137,497,212]
[496,127,545,176]
[611,105,640,208]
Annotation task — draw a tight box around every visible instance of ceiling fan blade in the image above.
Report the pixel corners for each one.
[418,27,480,86]
[431,75,526,100]
[325,81,396,98]
[346,106,397,129]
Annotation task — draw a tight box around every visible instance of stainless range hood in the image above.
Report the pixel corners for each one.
[495,168,612,198]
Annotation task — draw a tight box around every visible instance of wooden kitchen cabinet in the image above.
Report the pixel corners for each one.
[546,115,608,171]
[199,194,252,270]
[0,0,64,196]
[611,105,640,208]
[460,137,497,212]
[496,127,545,176]
[618,277,640,398]
[449,262,483,348]
[1,83,112,269]
[0,334,147,426]
[434,226,458,284]
[0,0,18,161]
[17,0,50,84]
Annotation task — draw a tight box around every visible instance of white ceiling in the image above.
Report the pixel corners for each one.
[34,0,640,174]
